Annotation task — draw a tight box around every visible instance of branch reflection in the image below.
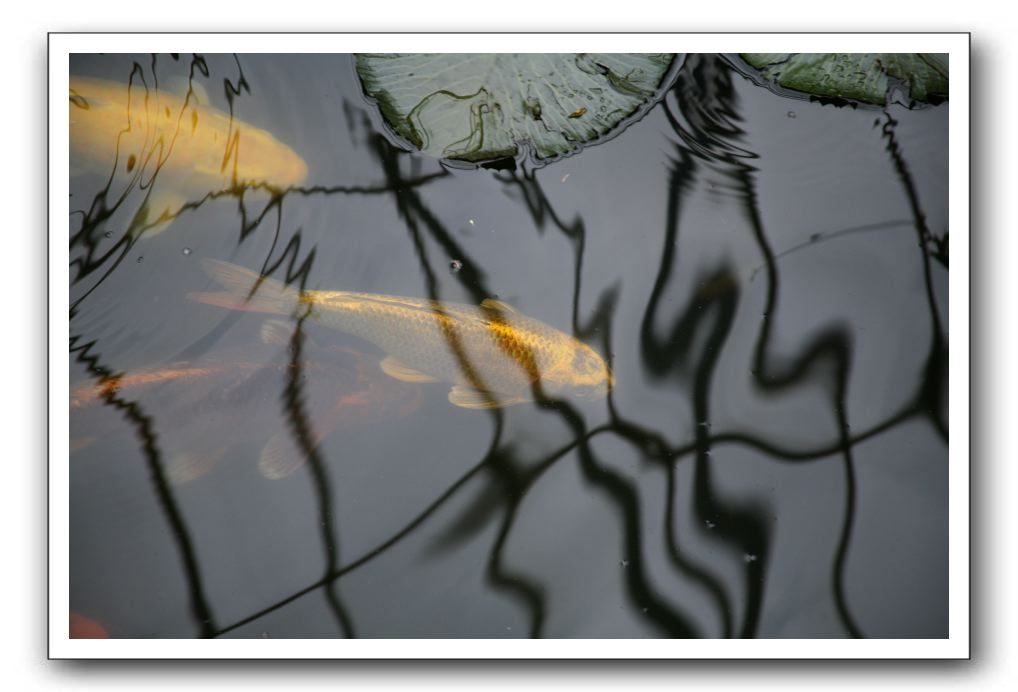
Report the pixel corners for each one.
[69,53,948,639]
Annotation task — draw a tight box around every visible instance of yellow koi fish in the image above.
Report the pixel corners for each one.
[189,260,614,409]
[69,76,308,234]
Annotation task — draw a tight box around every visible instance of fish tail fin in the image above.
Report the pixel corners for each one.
[189,259,299,316]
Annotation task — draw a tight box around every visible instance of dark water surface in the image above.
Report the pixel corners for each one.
[68,53,948,639]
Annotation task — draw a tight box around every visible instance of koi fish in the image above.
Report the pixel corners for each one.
[69,76,308,235]
[188,260,614,409]
[70,332,422,482]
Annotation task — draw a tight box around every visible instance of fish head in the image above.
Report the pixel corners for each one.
[543,339,614,400]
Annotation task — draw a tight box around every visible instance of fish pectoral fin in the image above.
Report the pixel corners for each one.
[380,356,438,383]
[448,385,529,410]
[481,298,518,314]
[166,448,225,485]
[258,432,307,481]
[260,319,296,347]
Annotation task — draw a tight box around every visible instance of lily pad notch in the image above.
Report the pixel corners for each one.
[354,53,680,167]
[737,53,948,107]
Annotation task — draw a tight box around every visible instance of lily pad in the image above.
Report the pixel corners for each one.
[354,53,677,164]
[739,53,948,106]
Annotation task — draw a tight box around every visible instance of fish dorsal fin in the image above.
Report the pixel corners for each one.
[380,356,438,383]
[481,298,518,314]
[448,385,529,410]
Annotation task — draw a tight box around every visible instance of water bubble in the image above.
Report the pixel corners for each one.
[449,259,463,273]
[787,111,797,119]
[181,247,192,256]
[705,520,715,530]
[743,553,758,563]
[468,219,475,226]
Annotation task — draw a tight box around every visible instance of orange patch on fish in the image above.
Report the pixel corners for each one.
[70,366,227,409]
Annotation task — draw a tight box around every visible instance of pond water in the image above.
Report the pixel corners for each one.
[68,53,949,639]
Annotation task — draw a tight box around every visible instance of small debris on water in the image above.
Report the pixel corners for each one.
[561,173,571,183]
[449,259,463,272]
[705,520,715,530]
[136,256,144,263]
[181,247,192,256]
[104,231,112,238]
[787,111,797,119]
[620,559,629,568]
[743,553,758,563]
[468,219,475,226]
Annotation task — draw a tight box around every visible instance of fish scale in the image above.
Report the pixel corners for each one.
[312,293,564,394]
